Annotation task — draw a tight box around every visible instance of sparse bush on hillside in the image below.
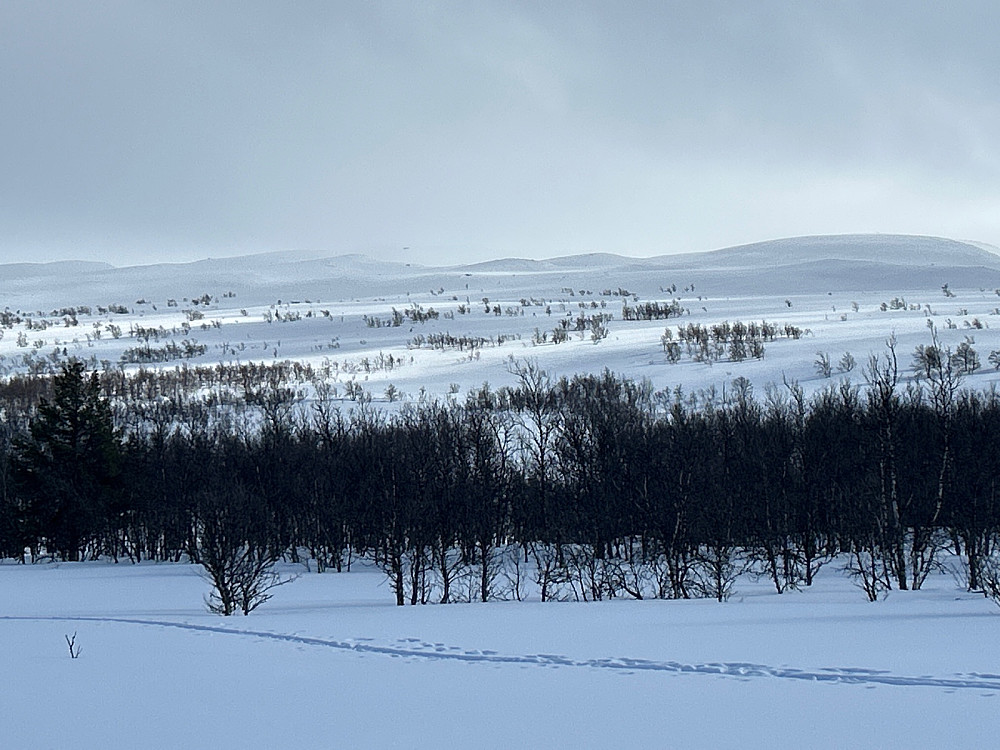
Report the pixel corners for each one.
[119,340,207,364]
[621,300,685,321]
[912,342,944,380]
[951,342,979,374]
[814,352,832,378]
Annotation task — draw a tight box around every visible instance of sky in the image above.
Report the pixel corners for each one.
[3,1,1000,267]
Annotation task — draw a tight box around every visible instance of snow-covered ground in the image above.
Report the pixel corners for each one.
[3,559,1000,748]
[5,233,1000,747]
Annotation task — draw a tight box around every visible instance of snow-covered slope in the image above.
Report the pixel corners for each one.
[643,234,1000,295]
[686,234,1000,268]
[3,233,1000,403]
[4,233,998,310]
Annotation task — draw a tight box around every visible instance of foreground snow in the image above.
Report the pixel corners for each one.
[3,559,1000,748]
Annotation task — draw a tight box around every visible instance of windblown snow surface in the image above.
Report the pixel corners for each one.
[4,234,1000,747]
[3,560,1000,747]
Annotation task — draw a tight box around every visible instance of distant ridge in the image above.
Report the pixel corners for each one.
[1,234,999,308]
[683,234,1000,269]
[445,235,1000,275]
[3,234,991,276]
[0,260,114,278]
[456,258,559,273]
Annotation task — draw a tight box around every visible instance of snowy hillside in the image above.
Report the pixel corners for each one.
[2,234,1000,405]
[682,233,1000,268]
[4,233,999,304]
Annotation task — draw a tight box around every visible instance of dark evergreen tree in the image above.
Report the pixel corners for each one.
[12,361,122,561]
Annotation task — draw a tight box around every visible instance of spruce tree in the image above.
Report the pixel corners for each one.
[13,361,121,561]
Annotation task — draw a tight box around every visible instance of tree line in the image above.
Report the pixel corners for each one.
[2,350,1000,611]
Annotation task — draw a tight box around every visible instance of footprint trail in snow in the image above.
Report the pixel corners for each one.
[4,614,997,694]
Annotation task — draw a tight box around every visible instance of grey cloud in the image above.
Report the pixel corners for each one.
[2,1,1000,265]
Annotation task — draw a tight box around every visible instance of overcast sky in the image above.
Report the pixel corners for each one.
[3,1,1000,267]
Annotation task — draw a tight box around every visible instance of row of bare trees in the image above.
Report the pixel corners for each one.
[2,350,1000,609]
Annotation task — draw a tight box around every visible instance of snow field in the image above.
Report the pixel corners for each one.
[3,559,1000,748]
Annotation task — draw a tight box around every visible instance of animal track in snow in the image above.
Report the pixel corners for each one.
[3,614,997,693]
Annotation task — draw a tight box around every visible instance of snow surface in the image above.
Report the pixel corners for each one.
[5,234,1000,747]
[3,559,1000,748]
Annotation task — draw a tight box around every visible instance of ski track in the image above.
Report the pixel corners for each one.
[3,614,997,693]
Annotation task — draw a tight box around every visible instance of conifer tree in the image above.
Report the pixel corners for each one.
[13,361,121,561]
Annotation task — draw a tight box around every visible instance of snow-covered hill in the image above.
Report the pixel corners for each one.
[2,234,1000,403]
[4,233,999,309]
[683,233,1000,268]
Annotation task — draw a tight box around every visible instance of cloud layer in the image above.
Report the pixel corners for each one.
[3,1,999,265]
